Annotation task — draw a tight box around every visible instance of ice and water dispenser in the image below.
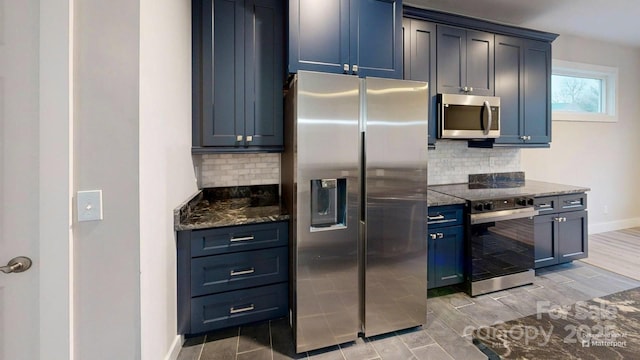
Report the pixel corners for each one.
[310,178,347,229]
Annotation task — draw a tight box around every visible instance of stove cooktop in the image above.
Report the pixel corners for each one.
[428,183,534,202]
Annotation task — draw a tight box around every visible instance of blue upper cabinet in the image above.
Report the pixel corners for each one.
[193,0,284,152]
[436,24,494,96]
[494,35,551,146]
[289,0,402,79]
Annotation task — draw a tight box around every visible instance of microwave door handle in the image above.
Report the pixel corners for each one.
[483,100,492,136]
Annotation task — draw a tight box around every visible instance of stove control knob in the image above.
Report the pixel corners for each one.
[474,203,484,211]
[517,198,527,206]
[484,202,494,211]
[528,198,534,206]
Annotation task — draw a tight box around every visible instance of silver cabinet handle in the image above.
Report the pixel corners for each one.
[230,268,255,276]
[236,135,243,141]
[430,233,437,240]
[538,204,552,208]
[554,217,567,222]
[230,235,254,242]
[567,200,582,205]
[352,65,358,73]
[427,215,445,221]
[343,64,349,72]
[461,86,468,92]
[0,256,32,274]
[483,100,492,136]
[468,87,473,92]
[437,233,444,239]
[230,304,255,314]
[246,135,253,142]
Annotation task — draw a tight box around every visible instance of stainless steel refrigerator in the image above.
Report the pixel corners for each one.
[282,71,428,353]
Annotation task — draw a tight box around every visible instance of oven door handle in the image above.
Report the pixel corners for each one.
[470,207,539,225]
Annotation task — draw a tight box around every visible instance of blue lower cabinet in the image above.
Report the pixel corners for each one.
[177,221,289,335]
[427,204,465,289]
[190,246,288,296]
[428,226,464,289]
[191,283,288,334]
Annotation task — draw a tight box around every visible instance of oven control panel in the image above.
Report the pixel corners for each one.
[470,197,535,213]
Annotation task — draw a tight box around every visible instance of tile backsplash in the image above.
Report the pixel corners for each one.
[428,141,520,185]
[197,153,280,188]
[195,141,520,188]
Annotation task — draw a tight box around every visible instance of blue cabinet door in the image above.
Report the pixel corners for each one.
[436,25,493,95]
[201,0,246,147]
[494,36,551,146]
[436,25,465,94]
[244,0,284,146]
[288,0,350,74]
[428,226,464,288]
[534,213,559,268]
[523,39,551,144]
[352,0,402,78]
[403,18,436,145]
[494,35,524,145]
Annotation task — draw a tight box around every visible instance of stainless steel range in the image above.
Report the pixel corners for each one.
[431,180,539,296]
[467,195,538,296]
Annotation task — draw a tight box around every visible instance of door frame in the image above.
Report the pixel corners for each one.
[39,0,73,358]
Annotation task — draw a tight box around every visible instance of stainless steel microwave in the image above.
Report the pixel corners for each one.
[437,94,500,139]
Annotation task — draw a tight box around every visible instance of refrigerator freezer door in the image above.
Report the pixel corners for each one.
[293,71,360,353]
[363,77,428,337]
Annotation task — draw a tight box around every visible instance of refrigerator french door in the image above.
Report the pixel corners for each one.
[283,71,428,353]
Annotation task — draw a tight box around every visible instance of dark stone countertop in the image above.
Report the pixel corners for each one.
[429,179,590,202]
[427,190,466,207]
[174,184,289,231]
[473,287,640,359]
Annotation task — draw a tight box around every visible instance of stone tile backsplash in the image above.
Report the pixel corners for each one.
[198,153,280,188]
[427,141,520,185]
[196,141,520,188]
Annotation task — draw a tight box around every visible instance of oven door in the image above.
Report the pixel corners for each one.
[468,208,538,296]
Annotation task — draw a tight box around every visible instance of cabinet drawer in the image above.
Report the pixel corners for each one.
[191,221,288,257]
[191,246,288,297]
[427,205,464,229]
[190,282,288,334]
[534,196,558,214]
[558,193,587,213]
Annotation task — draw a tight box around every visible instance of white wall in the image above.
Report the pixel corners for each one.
[139,0,197,359]
[73,1,142,358]
[521,34,640,233]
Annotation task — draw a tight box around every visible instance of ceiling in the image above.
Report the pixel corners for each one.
[405,0,640,48]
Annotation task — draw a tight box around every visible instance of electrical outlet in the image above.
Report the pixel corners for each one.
[77,190,103,222]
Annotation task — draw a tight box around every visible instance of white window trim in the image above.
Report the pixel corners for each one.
[552,59,618,122]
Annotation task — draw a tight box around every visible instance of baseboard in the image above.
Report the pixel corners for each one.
[589,218,640,234]
[164,335,184,360]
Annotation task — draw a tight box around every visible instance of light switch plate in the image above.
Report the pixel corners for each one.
[77,190,103,222]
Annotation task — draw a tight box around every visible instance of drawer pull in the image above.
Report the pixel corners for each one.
[429,233,437,240]
[230,268,255,276]
[230,304,255,314]
[538,203,552,209]
[427,215,445,221]
[566,200,582,205]
[230,235,255,242]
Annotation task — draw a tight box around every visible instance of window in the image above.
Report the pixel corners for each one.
[552,60,618,122]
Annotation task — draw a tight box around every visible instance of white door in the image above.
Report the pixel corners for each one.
[1,1,72,359]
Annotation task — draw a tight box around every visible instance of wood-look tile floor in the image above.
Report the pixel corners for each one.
[178,228,640,360]
[582,227,640,280]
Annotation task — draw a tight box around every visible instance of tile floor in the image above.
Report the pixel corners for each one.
[177,261,640,360]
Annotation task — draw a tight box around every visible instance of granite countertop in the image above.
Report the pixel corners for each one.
[427,190,466,207]
[174,184,289,230]
[429,179,590,202]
